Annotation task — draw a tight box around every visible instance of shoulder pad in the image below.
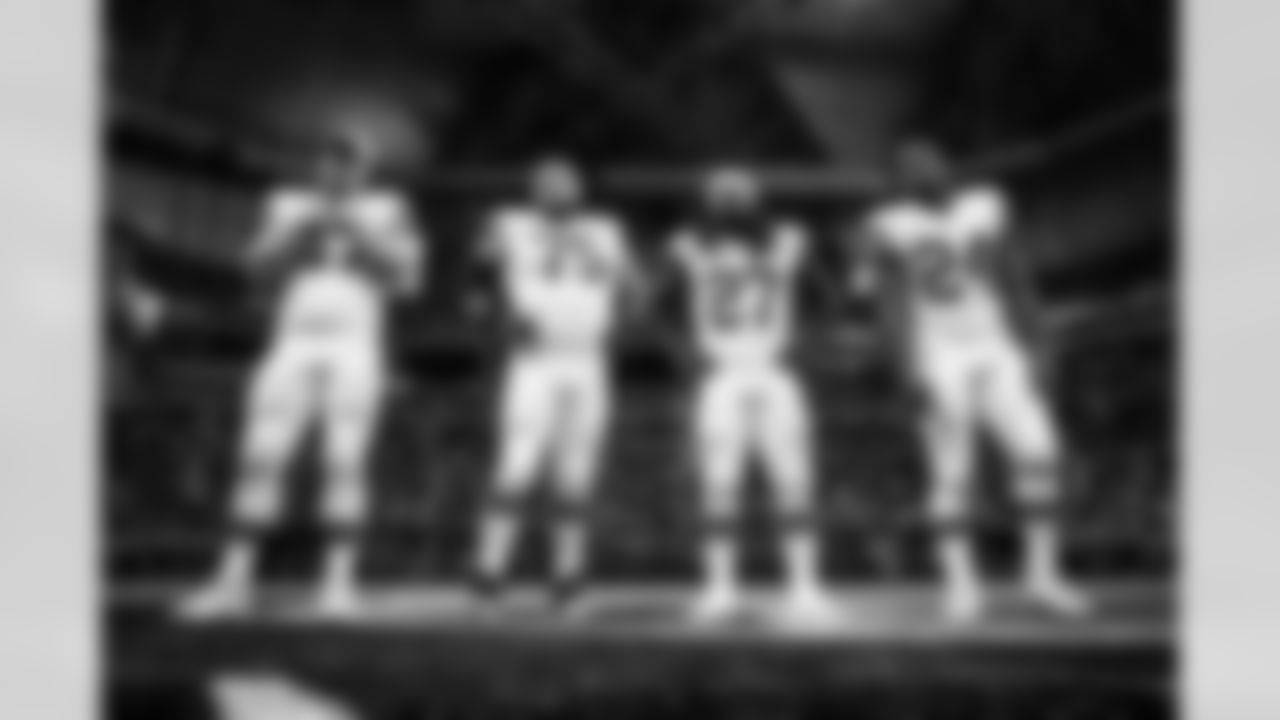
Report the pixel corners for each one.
[961,185,1008,225]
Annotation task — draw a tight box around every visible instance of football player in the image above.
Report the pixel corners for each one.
[179,135,424,619]
[851,140,1089,622]
[469,157,638,611]
[667,166,839,627]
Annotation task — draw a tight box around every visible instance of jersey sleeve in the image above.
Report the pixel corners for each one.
[262,189,311,237]
[248,188,313,260]
[374,192,409,230]
[863,207,899,250]
[968,186,1010,240]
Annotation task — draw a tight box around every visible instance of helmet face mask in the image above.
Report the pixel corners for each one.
[698,166,772,251]
[704,166,761,216]
[315,137,373,195]
[531,157,584,211]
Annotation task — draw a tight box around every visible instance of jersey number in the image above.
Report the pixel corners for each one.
[710,268,782,331]
[912,241,995,302]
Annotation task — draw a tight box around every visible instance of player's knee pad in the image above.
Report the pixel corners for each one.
[1007,421,1059,473]
[1003,415,1061,508]
[770,465,813,519]
[553,431,603,500]
[322,394,380,462]
[320,420,375,526]
[775,498,815,536]
[554,469,596,509]
[701,472,743,525]
[497,420,552,482]
[321,466,369,528]
[483,480,532,520]
[763,429,812,501]
[491,460,543,503]
[322,437,372,484]
[231,466,287,527]
[700,417,749,475]
[242,409,303,470]
[775,502,816,537]
[922,413,974,486]
[552,400,599,502]
[701,501,740,539]
[1012,459,1062,517]
[927,473,973,532]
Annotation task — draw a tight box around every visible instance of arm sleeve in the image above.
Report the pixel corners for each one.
[974,186,1011,241]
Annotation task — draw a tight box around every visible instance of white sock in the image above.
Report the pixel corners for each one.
[553,517,586,584]
[1024,519,1063,586]
[477,506,520,580]
[215,536,257,589]
[939,532,978,592]
[782,529,820,595]
[322,537,359,593]
[703,533,738,596]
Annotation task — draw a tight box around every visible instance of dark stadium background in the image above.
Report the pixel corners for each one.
[104,1,1176,718]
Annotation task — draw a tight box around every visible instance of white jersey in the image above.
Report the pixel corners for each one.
[867,185,1012,346]
[265,187,412,339]
[673,220,806,366]
[488,206,630,349]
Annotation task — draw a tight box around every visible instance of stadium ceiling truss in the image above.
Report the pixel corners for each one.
[109,0,1172,183]
[109,0,835,170]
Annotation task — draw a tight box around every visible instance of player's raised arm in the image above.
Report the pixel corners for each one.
[244,189,307,274]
